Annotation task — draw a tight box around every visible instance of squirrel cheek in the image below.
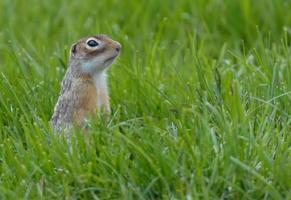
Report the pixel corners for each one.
[80,56,103,72]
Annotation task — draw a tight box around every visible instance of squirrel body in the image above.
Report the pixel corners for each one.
[51,34,121,132]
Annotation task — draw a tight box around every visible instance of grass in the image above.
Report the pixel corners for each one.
[0,0,290,199]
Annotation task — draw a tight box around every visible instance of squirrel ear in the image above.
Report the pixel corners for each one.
[71,43,77,54]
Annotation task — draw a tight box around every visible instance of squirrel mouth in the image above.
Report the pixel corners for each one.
[104,55,118,64]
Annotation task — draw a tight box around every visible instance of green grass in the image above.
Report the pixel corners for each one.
[0,0,291,199]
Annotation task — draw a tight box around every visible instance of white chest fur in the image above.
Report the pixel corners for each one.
[93,71,108,108]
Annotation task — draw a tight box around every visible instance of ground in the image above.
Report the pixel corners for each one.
[0,0,290,199]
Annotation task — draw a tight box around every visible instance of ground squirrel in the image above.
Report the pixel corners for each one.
[51,34,121,134]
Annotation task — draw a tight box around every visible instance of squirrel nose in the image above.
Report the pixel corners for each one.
[115,42,121,52]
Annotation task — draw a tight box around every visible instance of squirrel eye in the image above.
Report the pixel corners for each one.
[87,40,99,47]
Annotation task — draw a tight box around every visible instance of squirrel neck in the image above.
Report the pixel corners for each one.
[69,59,107,84]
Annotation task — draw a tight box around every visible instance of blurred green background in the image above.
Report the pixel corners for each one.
[0,0,290,199]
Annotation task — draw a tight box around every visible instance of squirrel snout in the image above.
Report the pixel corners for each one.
[114,42,121,52]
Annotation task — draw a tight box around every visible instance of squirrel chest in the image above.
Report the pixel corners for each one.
[72,78,97,124]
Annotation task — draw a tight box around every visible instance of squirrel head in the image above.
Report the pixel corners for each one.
[69,34,121,73]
